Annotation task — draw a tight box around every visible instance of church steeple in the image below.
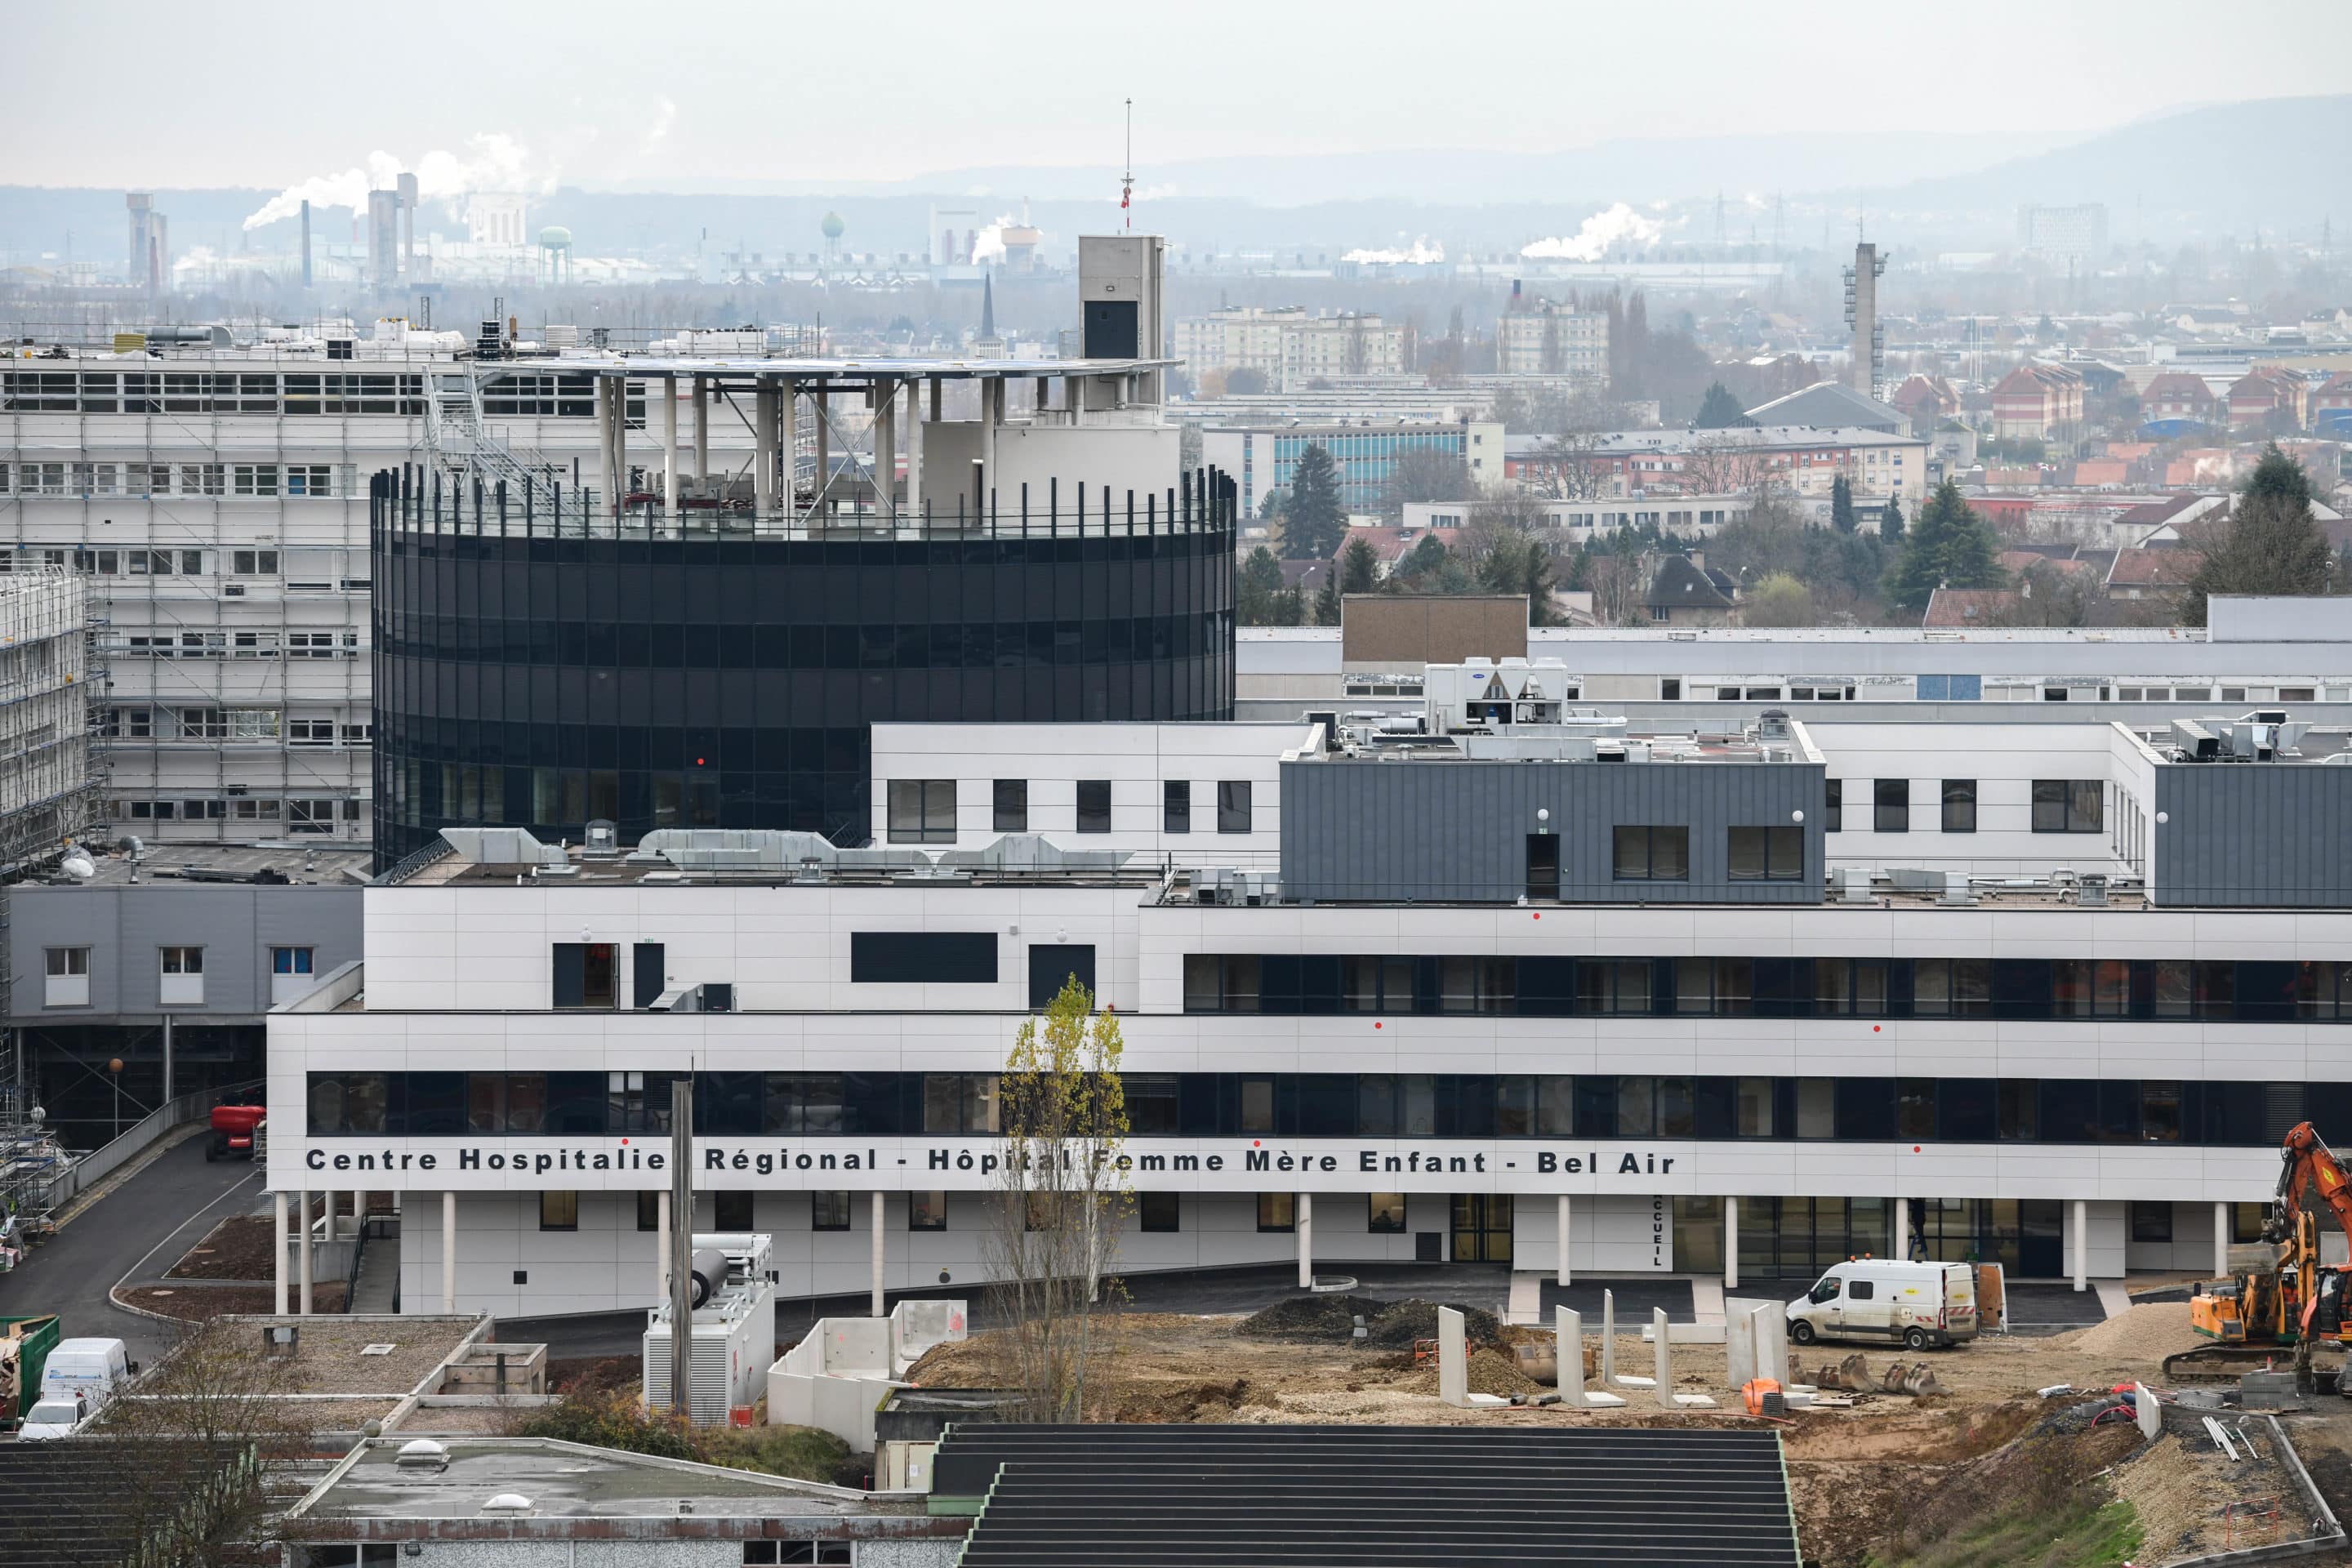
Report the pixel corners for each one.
[979,272,996,341]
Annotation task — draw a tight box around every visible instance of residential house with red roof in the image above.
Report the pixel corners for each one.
[2140,372,2218,427]
[1991,363,2085,443]
[2226,367,2309,432]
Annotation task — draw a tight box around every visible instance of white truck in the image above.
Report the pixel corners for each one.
[1786,1260,1979,1350]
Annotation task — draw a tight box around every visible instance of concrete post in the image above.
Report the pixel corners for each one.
[2214,1201,2230,1279]
[692,376,709,483]
[906,380,925,520]
[813,387,830,519]
[1437,1305,1468,1407]
[978,380,997,517]
[779,380,799,519]
[1724,1196,1739,1291]
[298,1187,313,1316]
[1652,1308,1676,1410]
[662,377,679,520]
[162,1013,172,1102]
[2073,1197,2089,1290]
[1556,1194,1570,1287]
[875,379,896,521]
[753,385,777,518]
[442,1189,457,1312]
[1892,1196,1907,1263]
[273,1190,287,1316]
[871,1190,886,1317]
[593,378,610,515]
[656,1188,671,1303]
[1297,1193,1313,1290]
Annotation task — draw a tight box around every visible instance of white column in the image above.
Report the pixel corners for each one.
[780,380,798,518]
[978,381,998,515]
[692,376,710,482]
[662,377,679,519]
[871,1191,887,1317]
[1556,1194,1571,1286]
[874,379,896,521]
[298,1188,314,1316]
[813,387,830,517]
[2072,1197,2089,1291]
[906,379,925,521]
[657,1188,671,1303]
[754,385,777,517]
[273,1190,288,1316]
[1724,1196,1740,1292]
[1296,1193,1313,1290]
[1891,1196,1907,1263]
[2214,1200,2230,1280]
[442,1189,457,1312]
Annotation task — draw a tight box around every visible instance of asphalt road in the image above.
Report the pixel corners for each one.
[1,1133,265,1365]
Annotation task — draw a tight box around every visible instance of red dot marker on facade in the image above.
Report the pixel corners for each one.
[1873,1025,1882,1032]
[1374,1021,1382,1029]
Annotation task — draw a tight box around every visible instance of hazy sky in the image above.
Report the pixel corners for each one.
[13,0,2346,192]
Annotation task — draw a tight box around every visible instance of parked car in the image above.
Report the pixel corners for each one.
[17,1394,87,1441]
[1786,1260,1979,1350]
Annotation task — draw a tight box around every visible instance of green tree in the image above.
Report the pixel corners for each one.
[1237,546,1284,625]
[1312,571,1342,626]
[1829,474,1856,533]
[1880,497,1905,541]
[988,976,1129,1423]
[1886,480,2006,611]
[1223,367,1268,396]
[1694,381,1750,430]
[1390,533,1450,585]
[2176,452,2337,626]
[1740,572,1815,627]
[1271,585,1307,626]
[1282,443,1347,559]
[1472,529,1558,625]
[1339,534,1379,595]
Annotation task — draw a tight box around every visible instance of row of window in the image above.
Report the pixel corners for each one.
[1823,777,2103,835]
[2,370,427,415]
[115,798,359,827]
[99,707,366,744]
[557,1187,1302,1242]
[0,461,357,498]
[887,777,1254,844]
[109,631,362,658]
[384,613,1222,671]
[1181,953,2352,1021]
[304,1068,2352,1147]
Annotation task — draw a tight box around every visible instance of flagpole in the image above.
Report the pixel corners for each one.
[1122,98,1134,230]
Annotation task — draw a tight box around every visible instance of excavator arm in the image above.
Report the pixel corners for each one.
[2274,1122,2352,1339]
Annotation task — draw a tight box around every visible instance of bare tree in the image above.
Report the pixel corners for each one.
[985,977,1130,1423]
[1677,434,1766,497]
[1524,431,1611,501]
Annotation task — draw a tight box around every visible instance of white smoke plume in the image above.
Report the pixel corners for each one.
[969,214,1027,264]
[1519,203,1666,261]
[242,133,552,230]
[1342,235,1445,265]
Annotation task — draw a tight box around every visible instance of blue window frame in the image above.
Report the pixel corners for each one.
[272,946,314,976]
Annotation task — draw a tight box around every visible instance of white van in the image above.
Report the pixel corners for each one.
[1787,1260,1979,1350]
[39,1339,132,1405]
[17,1395,87,1441]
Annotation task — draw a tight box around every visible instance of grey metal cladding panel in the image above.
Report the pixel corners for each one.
[1281,760,1824,904]
[2156,764,2352,908]
[7,886,363,1021]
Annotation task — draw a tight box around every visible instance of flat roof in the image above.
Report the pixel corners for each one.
[296,1437,884,1522]
[38,841,372,890]
[518,354,1173,382]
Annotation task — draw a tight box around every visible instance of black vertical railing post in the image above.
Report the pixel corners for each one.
[1126,488,1134,537]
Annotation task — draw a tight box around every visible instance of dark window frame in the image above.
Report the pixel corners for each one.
[1940,778,1977,834]
[1612,824,1690,881]
[1076,777,1111,834]
[1217,780,1252,834]
[1873,778,1910,834]
[1162,779,1191,834]
[991,778,1027,833]
[2032,778,2103,834]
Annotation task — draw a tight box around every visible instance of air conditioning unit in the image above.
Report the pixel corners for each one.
[223,582,246,597]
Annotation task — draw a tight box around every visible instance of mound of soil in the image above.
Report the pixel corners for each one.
[1238,1294,1381,1339]
[2065,1300,2194,1360]
[1116,1377,1284,1423]
[1238,1294,1505,1352]
[1361,1299,1503,1351]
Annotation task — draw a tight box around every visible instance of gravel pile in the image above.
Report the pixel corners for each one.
[2065,1301,2194,1360]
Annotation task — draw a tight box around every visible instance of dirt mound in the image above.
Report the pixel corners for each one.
[2064,1300,2194,1359]
[1361,1300,1503,1350]
[1116,1377,1283,1423]
[1238,1294,1381,1339]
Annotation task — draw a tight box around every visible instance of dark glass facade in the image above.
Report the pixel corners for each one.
[369,471,1237,867]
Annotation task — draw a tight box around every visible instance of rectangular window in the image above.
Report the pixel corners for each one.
[1028,943,1096,1009]
[1217,781,1253,834]
[1076,778,1111,834]
[886,779,956,844]
[1824,780,1842,832]
[1913,959,1991,1018]
[1257,1193,1297,1232]
[909,1191,947,1232]
[637,1192,662,1232]
[2131,1201,2173,1243]
[1726,826,1804,880]
[811,1192,852,1232]
[1369,1193,1407,1234]
[1612,825,1689,881]
[42,947,89,1009]
[1162,779,1191,834]
[538,1192,578,1232]
[1139,1192,1180,1232]
[1814,958,1890,1016]
[2032,778,2103,834]
[1184,954,1261,1012]
[552,942,617,1009]
[2053,960,2129,1018]
[992,778,1027,833]
[1940,779,1977,834]
[850,932,996,985]
[1577,959,1651,1015]
[713,1191,754,1232]
[1873,778,1910,833]
[271,947,315,976]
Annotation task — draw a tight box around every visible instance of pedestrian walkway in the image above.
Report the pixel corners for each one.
[349,1228,401,1313]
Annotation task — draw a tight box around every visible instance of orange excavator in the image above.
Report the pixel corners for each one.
[2167,1121,2352,1383]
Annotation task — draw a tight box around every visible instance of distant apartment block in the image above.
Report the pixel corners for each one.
[1201,422,1503,518]
[1503,425,1925,510]
[1991,363,2087,444]
[1174,307,1404,392]
[2016,203,2109,266]
[1494,292,1608,381]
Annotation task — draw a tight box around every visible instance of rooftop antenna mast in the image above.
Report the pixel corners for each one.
[1120,98,1134,230]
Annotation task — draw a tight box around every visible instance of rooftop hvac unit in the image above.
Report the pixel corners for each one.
[2077,874,2109,907]
[2171,719,2219,761]
[644,1232,775,1427]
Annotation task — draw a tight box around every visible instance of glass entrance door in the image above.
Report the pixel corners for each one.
[1451,1195,1513,1262]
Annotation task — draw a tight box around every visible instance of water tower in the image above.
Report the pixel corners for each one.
[540,225,573,286]
[821,212,845,268]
